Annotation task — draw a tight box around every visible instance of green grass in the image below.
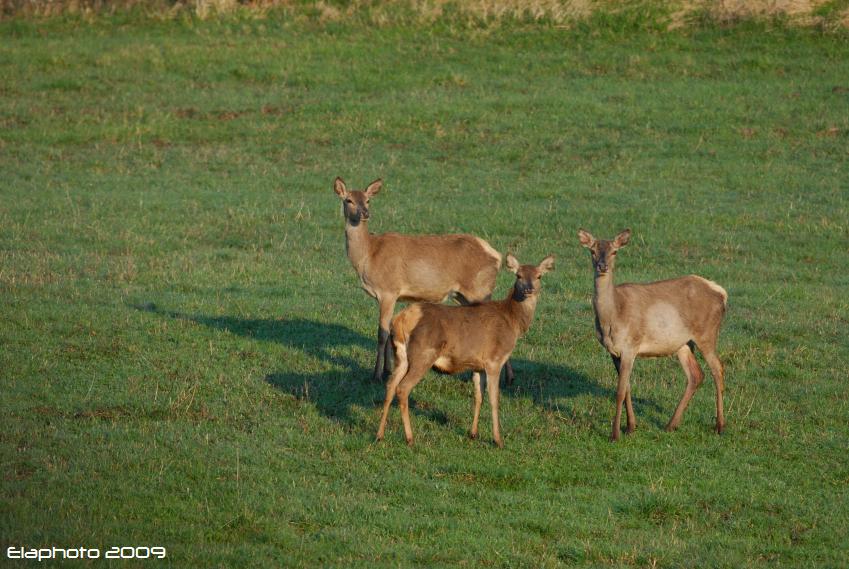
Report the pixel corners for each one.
[1,12,848,568]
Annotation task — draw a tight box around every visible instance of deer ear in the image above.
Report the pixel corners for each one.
[614,228,631,248]
[505,254,520,274]
[578,229,595,248]
[334,177,347,198]
[365,178,383,197]
[538,255,555,275]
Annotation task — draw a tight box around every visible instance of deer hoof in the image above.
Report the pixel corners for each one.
[469,431,478,440]
[716,423,725,435]
[625,425,636,435]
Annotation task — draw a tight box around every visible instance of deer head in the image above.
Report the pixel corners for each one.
[578,228,630,277]
[334,177,383,227]
[506,254,555,301]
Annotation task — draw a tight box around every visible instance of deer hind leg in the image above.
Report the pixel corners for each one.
[666,342,705,432]
[701,347,725,434]
[395,352,436,446]
[373,296,397,382]
[624,385,636,435]
[376,339,409,442]
[469,372,483,439]
[611,353,635,442]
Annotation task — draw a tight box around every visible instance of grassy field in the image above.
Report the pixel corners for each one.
[1,8,848,567]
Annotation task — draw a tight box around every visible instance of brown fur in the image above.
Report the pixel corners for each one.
[578,228,728,441]
[353,232,501,304]
[376,254,555,448]
[334,177,507,383]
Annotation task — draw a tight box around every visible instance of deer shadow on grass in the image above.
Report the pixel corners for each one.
[133,303,665,437]
[133,303,449,430]
[502,357,669,436]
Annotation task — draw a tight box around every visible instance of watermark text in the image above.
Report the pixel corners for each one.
[7,546,166,561]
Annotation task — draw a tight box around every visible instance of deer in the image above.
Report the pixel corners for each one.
[334,176,514,384]
[375,254,555,448]
[578,228,728,441]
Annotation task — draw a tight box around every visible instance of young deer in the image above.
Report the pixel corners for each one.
[578,229,728,441]
[334,177,514,383]
[376,254,555,448]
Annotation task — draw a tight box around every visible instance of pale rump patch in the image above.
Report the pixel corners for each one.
[392,341,408,371]
[391,305,424,345]
[692,275,728,306]
[472,236,502,265]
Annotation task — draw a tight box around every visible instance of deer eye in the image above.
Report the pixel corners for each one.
[345,199,353,204]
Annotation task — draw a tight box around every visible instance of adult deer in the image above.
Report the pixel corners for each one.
[334,177,514,383]
[578,228,728,441]
[376,254,555,448]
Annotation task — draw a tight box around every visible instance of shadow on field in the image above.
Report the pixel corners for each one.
[133,303,664,433]
[133,303,450,428]
[176,314,375,422]
[504,358,666,431]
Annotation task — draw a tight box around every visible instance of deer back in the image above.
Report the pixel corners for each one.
[364,233,501,302]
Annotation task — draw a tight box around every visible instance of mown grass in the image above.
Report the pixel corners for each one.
[1,10,848,568]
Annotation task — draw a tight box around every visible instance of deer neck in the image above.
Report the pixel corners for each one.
[344,221,371,274]
[505,288,539,335]
[592,271,618,327]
